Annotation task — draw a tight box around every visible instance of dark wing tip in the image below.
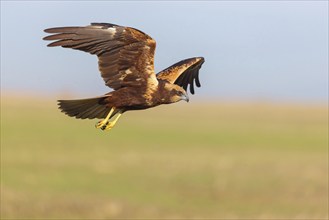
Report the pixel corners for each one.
[91,22,120,28]
[176,56,205,95]
[43,26,79,44]
[44,28,54,33]
[46,41,63,47]
[42,34,58,46]
[44,27,67,33]
[44,23,121,33]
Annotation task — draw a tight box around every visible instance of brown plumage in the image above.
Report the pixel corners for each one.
[43,22,205,130]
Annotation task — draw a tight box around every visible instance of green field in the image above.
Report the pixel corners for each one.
[1,95,328,219]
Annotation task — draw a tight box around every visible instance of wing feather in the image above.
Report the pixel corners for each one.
[156,57,205,94]
[44,23,158,90]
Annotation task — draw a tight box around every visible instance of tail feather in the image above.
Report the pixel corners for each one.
[58,96,111,119]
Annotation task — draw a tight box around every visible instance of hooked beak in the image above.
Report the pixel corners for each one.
[181,93,189,102]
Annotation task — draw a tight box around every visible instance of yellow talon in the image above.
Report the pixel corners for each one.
[103,112,122,131]
[95,108,123,131]
[95,107,115,129]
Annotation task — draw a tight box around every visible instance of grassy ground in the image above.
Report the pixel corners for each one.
[1,95,328,219]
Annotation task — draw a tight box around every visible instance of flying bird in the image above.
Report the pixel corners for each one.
[43,22,205,131]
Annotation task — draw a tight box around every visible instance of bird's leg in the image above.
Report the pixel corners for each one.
[103,112,123,131]
[95,107,115,130]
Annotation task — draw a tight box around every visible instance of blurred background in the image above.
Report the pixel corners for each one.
[1,1,328,219]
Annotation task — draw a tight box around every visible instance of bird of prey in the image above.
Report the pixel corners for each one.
[43,22,205,131]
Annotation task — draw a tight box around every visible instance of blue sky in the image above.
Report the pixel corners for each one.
[1,1,328,102]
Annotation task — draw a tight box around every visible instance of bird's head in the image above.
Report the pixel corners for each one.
[167,84,189,103]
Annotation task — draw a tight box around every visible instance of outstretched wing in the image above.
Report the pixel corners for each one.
[44,22,158,90]
[156,57,204,94]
